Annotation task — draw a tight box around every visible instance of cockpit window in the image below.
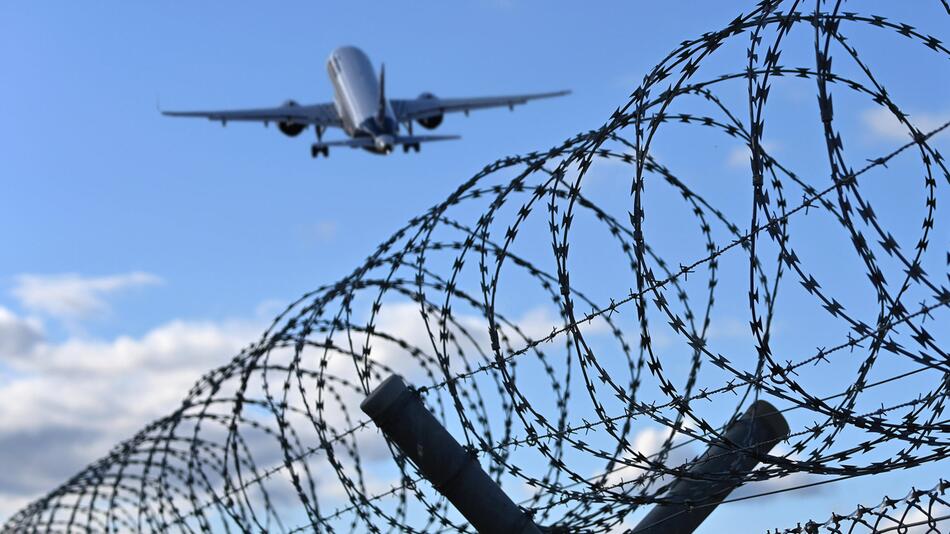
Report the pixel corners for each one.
[332,56,343,72]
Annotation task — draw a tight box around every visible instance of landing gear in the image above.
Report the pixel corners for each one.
[402,143,420,153]
[311,126,330,158]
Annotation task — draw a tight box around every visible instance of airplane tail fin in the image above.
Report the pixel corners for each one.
[377,63,386,127]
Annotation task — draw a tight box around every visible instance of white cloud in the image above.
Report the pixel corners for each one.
[862,107,949,141]
[602,426,698,491]
[707,316,749,340]
[727,141,780,169]
[11,272,162,321]
[510,304,612,341]
[305,301,608,485]
[313,221,338,242]
[0,298,567,520]
[0,307,43,357]
[729,470,822,501]
[0,307,262,518]
[297,221,338,246]
[546,154,636,190]
[0,296,684,522]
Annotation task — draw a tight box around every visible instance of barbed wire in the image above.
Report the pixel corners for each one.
[4,0,948,532]
[770,479,949,533]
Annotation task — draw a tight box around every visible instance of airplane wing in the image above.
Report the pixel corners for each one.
[162,102,343,128]
[390,90,570,122]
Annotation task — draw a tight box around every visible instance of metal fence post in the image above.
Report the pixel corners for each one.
[631,399,790,533]
[361,374,543,534]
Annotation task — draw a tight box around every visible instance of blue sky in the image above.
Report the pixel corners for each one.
[1,1,948,531]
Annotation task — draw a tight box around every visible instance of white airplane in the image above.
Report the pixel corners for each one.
[163,46,569,158]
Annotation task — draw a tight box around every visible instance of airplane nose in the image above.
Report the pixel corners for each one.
[375,135,394,152]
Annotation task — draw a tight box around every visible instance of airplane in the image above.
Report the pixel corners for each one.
[162,46,569,158]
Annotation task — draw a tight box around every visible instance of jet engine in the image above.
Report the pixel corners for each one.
[278,100,306,137]
[415,92,443,130]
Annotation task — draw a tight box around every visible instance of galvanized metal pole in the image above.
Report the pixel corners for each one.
[631,400,790,533]
[361,374,543,534]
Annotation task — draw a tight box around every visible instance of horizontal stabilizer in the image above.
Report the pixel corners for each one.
[393,134,461,145]
[311,138,376,149]
[311,134,460,150]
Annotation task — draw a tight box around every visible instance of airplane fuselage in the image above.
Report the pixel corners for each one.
[327,46,399,153]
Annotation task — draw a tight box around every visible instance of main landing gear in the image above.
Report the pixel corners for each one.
[311,125,330,158]
[402,143,421,153]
